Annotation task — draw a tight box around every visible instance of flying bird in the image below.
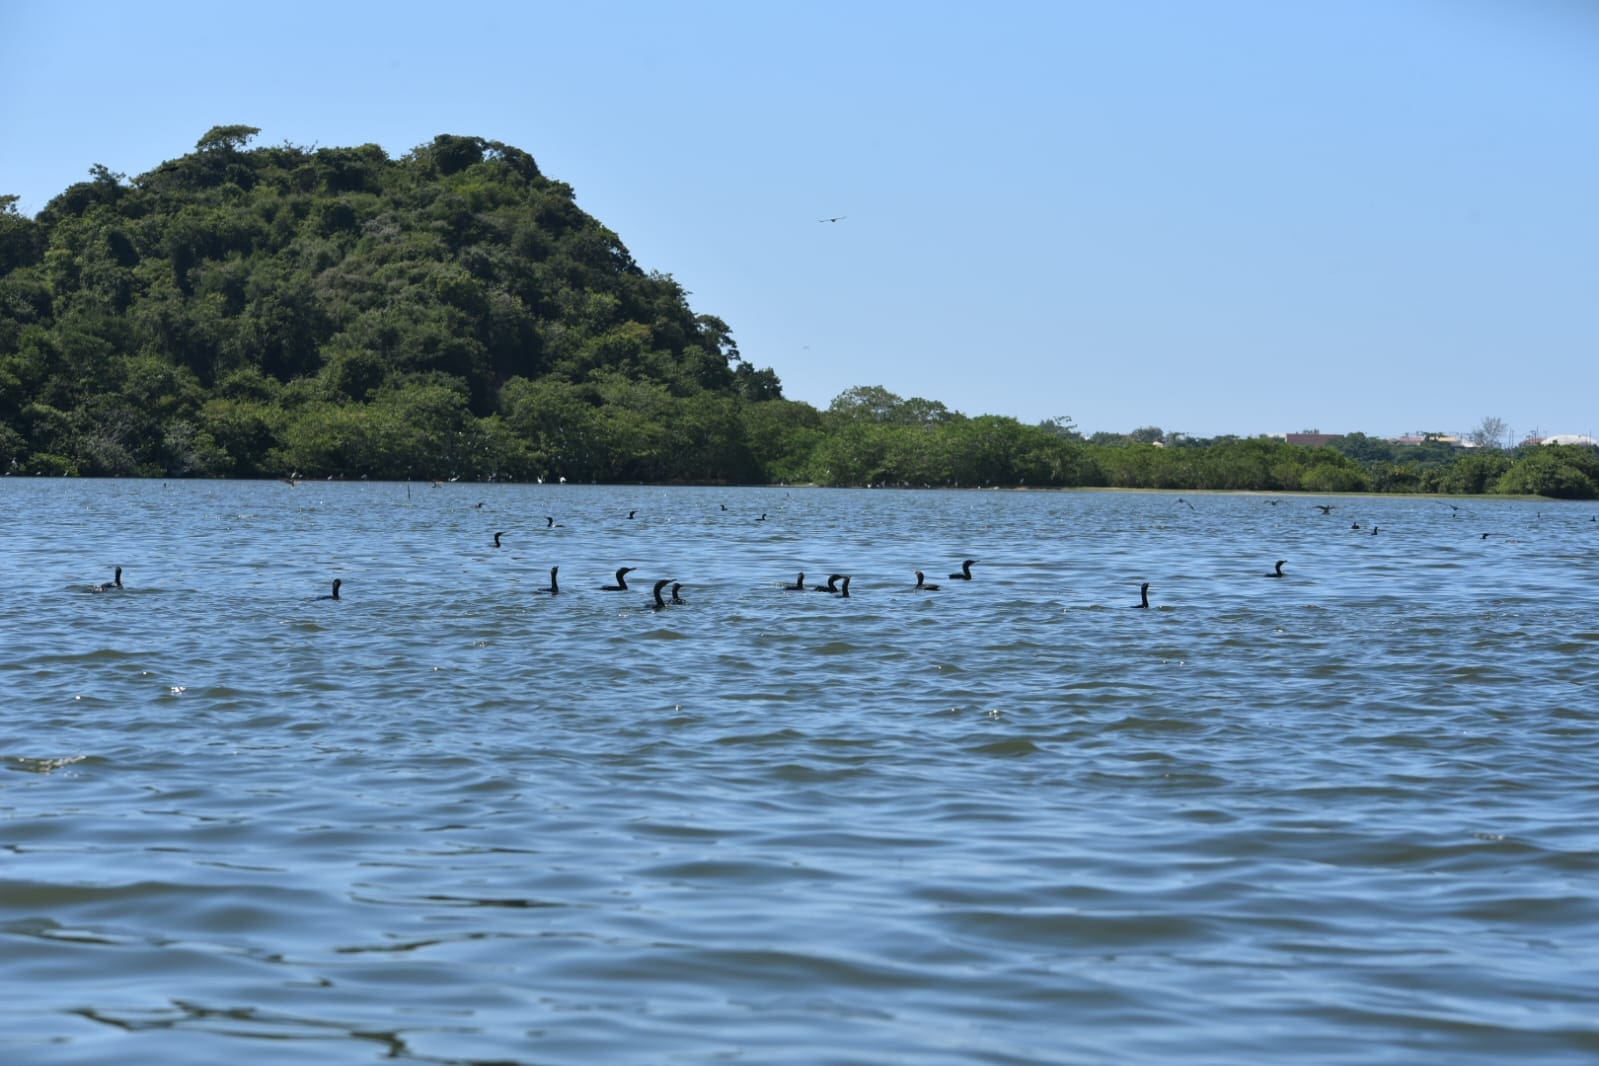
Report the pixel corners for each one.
[818,215,846,223]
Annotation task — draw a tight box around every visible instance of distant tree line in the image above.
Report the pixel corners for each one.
[2,129,1595,498]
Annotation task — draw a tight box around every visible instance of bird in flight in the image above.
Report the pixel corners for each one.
[818,215,846,223]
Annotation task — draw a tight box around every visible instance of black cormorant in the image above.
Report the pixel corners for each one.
[317,578,342,601]
[602,567,635,591]
[783,572,806,591]
[914,571,941,591]
[811,574,841,592]
[1133,582,1150,608]
[650,579,671,609]
[90,566,123,593]
[493,531,505,548]
[671,582,686,604]
[1264,559,1286,577]
[949,559,976,580]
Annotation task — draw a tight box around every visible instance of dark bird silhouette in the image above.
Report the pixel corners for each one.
[914,571,941,591]
[493,531,505,548]
[671,582,686,605]
[627,510,637,519]
[474,502,485,510]
[317,578,341,601]
[783,572,806,591]
[1314,504,1336,514]
[545,516,561,528]
[811,574,842,592]
[650,579,672,610]
[1265,560,1287,578]
[538,566,560,595]
[1350,522,1361,530]
[1179,498,1196,511]
[1370,526,1380,535]
[1133,582,1150,608]
[837,575,852,598]
[90,566,123,593]
[601,567,635,591]
[948,559,976,580]
[757,513,767,522]
[818,215,846,223]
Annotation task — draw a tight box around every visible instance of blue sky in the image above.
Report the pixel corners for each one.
[3,1,1596,440]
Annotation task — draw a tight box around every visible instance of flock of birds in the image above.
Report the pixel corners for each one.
[84,497,1587,609]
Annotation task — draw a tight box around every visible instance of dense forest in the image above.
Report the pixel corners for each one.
[3,127,1596,498]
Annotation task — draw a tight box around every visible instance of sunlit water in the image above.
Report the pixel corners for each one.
[3,480,1598,1064]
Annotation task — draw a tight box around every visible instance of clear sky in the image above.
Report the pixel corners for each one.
[3,1,1596,440]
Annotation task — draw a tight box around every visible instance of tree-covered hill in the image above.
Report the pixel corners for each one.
[1,126,789,480]
[3,127,1594,497]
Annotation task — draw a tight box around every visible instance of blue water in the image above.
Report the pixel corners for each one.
[3,480,1598,1063]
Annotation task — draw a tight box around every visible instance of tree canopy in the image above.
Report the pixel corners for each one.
[1,131,788,480]
[2,130,1594,498]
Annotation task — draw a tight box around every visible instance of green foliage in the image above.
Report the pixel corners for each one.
[7,130,1592,495]
[1,129,784,480]
[196,125,262,153]
[1494,446,1599,499]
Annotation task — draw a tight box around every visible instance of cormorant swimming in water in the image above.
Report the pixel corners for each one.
[602,567,635,591]
[545,516,561,528]
[914,571,941,591]
[783,572,806,591]
[1350,522,1361,530]
[949,559,976,580]
[90,566,123,593]
[627,510,637,519]
[317,578,342,601]
[811,574,841,592]
[671,582,686,604]
[538,566,559,594]
[1133,582,1150,608]
[1265,560,1286,577]
[493,531,505,548]
[1370,526,1380,535]
[837,575,852,598]
[650,579,672,610]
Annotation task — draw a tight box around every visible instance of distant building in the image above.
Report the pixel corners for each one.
[1285,433,1339,448]
[1391,434,1475,448]
[1541,434,1598,447]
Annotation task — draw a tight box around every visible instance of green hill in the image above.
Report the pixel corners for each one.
[3,127,1593,497]
[0,126,798,480]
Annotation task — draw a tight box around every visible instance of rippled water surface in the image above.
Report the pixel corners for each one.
[4,480,1598,1064]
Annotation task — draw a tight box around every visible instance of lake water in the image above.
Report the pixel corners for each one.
[3,479,1598,1064]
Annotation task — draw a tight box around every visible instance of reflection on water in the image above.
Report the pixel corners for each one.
[3,480,1598,1063]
